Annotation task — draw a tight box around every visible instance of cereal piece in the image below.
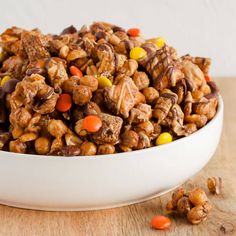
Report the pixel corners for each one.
[84,102,101,116]
[104,76,145,118]
[96,43,115,75]
[19,132,38,142]
[181,60,205,90]
[98,144,115,155]
[47,119,68,138]
[133,71,150,90]
[86,65,98,76]
[177,196,192,215]
[67,48,87,61]
[92,113,123,145]
[10,107,32,128]
[134,121,154,135]
[35,137,51,155]
[12,126,24,139]
[79,75,98,92]
[80,141,97,156]
[9,139,27,153]
[187,202,212,225]
[171,187,185,208]
[64,133,82,146]
[188,188,208,206]
[62,76,79,94]
[59,45,70,59]
[73,85,92,106]
[142,87,159,104]
[118,59,138,76]
[121,130,139,149]
[46,57,68,89]
[207,177,223,195]
[153,89,178,123]
[136,131,151,149]
[50,137,64,154]
[143,45,184,91]
[128,103,152,124]
[21,31,50,62]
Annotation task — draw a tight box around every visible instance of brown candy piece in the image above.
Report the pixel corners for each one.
[61,146,81,156]
[60,25,77,35]
[0,88,6,123]
[2,78,19,94]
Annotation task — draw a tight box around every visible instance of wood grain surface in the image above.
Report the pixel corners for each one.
[0,78,235,236]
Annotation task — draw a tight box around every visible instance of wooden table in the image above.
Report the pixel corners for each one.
[0,78,235,236]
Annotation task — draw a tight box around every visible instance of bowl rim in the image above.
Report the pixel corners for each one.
[0,95,223,160]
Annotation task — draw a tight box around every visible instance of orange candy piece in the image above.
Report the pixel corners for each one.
[151,215,171,230]
[82,115,102,133]
[205,75,211,82]
[70,65,83,77]
[127,28,140,37]
[56,94,72,112]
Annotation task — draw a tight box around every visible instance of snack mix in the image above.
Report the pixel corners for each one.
[0,22,219,156]
[166,187,212,225]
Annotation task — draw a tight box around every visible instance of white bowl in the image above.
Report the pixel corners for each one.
[0,96,223,211]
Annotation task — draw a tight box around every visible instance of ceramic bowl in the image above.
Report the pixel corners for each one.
[0,96,223,211]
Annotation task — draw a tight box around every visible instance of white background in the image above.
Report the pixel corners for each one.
[1,0,236,77]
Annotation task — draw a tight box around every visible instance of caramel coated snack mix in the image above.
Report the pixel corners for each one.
[0,22,219,156]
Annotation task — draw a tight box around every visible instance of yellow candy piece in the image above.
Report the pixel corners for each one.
[129,47,147,60]
[98,76,112,89]
[0,52,4,62]
[156,37,166,48]
[0,75,11,87]
[156,132,173,145]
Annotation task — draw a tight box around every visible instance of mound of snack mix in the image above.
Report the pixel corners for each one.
[0,22,219,156]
